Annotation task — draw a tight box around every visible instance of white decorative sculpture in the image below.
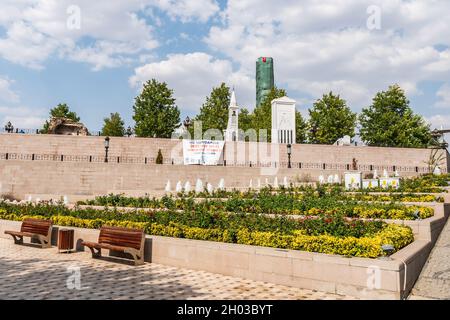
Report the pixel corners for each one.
[265,178,269,186]
[195,179,203,193]
[207,183,214,193]
[63,195,69,205]
[283,176,288,187]
[249,179,253,189]
[373,170,378,179]
[218,178,225,190]
[327,175,334,184]
[334,174,340,184]
[165,180,171,192]
[176,181,183,192]
[383,169,388,178]
[27,195,32,202]
[273,177,279,188]
[257,178,261,189]
[434,166,442,176]
[318,175,325,184]
[184,181,191,193]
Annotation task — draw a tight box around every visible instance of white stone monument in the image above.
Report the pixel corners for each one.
[165,180,171,192]
[184,181,191,193]
[225,90,240,142]
[218,178,225,190]
[195,179,203,193]
[207,183,214,193]
[176,181,183,192]
[271,96,296,144]
[318,175,325,184]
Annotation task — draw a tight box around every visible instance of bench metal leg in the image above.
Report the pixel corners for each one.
[10,235,23,245]
[36,235,51,248]
[87,246,102,258]
[124,248,145,266]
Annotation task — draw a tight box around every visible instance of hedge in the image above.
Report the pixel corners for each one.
[0,211,414,258]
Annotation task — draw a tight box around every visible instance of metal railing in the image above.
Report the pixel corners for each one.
[0,151,442,173]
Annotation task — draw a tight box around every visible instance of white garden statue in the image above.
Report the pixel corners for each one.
[327,175,334,184]
[273,177,279,188]
[373,170,378,179]
[176,181,183,193]
[249,179,253,189]
[383,169,388,178]
[218,178,225,190]
[283,176,288,187]
[184,181,191,193]
[257,178,261,189]
[165,180,171,192]
[394,170,400,177]
[63,195,69,205]
[318,175,325,184]
[195,179,203,193]
[434,166,442,176]
[207,183,214,193]
[334,174,340,184]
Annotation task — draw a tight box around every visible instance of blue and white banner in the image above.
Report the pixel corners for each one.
[183,140,225,166]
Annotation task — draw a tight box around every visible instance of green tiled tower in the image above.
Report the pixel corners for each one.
[256,57,274,107]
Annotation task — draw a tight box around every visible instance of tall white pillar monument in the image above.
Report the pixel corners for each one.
[225,90,239,141]
[271,96,296,144]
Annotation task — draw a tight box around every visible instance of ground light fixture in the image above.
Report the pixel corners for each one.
[104,136,110,163]
[287,144,292,168]
[381,244,395,256]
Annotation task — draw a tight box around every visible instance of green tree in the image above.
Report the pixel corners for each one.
[359,84,432,147]
[101,112,125,137]
[133,79,180,138]
[307,92,357,144]
[41,103,80,133]
[295,111,308,143]
[190,83,230,137]
[252,87,287,142]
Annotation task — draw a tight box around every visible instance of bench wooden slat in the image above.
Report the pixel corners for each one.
[81,226,145,265]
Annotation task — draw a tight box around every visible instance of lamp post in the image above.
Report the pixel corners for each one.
[4,121,13,133]
[287,144,292,168]
[104,136,110,163]
[126,126,133,137]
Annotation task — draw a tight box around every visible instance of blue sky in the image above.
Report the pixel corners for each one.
[1,0,450,133]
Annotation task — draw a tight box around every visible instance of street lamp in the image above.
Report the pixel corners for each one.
[104,136,110,163]
[126,126,133,137]
[4,121,13,133]
[287,144,292,168]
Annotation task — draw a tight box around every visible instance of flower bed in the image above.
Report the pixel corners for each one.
[77,192,435,220]
[0,204,414,258]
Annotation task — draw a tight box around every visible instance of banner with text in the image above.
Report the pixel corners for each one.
[183,140,225,166]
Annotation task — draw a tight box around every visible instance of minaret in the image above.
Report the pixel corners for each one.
[225,89,239,141]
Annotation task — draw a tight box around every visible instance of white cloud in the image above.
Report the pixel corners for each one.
[0,76,19,103]
[150,0,220,23]
[205,0,450,110]
[426,114,450,130]
[0,105,47,129]
[129,52,254,112]
[435,83,450,109]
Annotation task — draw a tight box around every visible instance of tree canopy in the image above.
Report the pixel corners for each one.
[190,83,230,138]
[101,112,125,137]
[132,79,180,138]
[307,92,357,144]
[359,84,432,148]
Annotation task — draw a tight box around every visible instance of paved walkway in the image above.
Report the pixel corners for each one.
[409,217,450,300]
[0,238,356,300]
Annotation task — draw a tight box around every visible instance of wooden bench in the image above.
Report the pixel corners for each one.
[5,218,53,248]
[81,226,145,265]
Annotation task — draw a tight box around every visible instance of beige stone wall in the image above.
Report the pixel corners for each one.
[0,133,447,171]
[0,134,448,199]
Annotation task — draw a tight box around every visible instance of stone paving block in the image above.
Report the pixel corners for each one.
[0,238,358,300]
